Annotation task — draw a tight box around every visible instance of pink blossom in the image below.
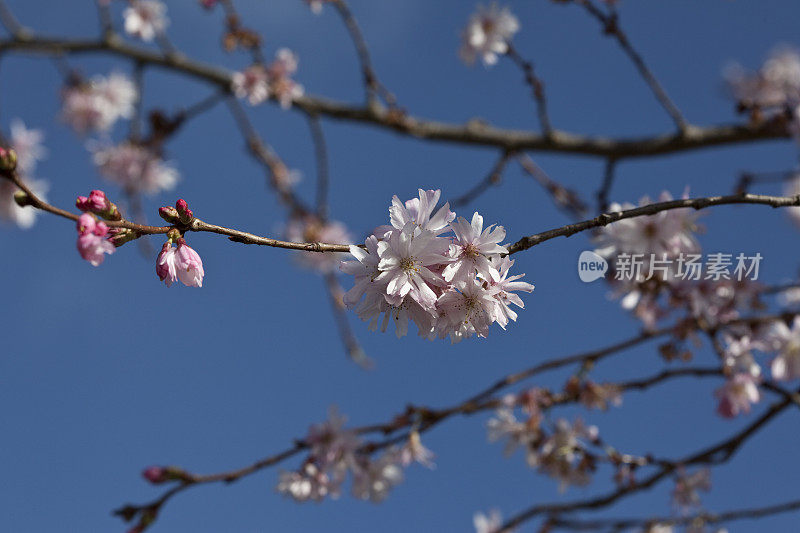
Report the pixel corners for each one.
[350,452,403,502]
[765,316,800,380]
[460,3,520,67]
[672,467,711,510]
[76,189,110,213]
[398,431,435,469]
[76,213,115,266]
[124,0,168,42]
[156,242,178,286]
[715,373,760,418]
[175,238,204,287]
[267,49,304,109]
[61,72,137,133]
[304,0,333,15]
[388,188,455,235]
[435,279,500,342]
[92,142,178,194]
[443,212,507,284]
[277,462,332,502]
[0,176,47,229]
[10,119,46,175]
[231,65,269,106]
[487,256,534,330]
[376,223,449,309]
[474,509,506,533]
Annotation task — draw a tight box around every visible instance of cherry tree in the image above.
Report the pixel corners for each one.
[2,1,800,532]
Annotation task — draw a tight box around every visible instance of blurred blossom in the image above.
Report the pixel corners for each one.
[286,215,351,273]
[765,316,800,380]
[715,373,760,418]
[672,467,711,511]
[62,72,137,133]
[124,0,169,42]
[460,3,520,67]
[92,142,178,194]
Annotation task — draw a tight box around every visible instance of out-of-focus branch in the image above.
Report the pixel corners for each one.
[596,157,617,213]
[550,497,800,531]
[500,392,795,532]
[324,272,372,369]
[506,44,552,136]
[331,0,393,107]
[451,150,514,208]
[518,153,589,220]
[0,36,790,158]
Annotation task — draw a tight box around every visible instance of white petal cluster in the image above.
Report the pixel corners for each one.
[124,0,168,42]
[725,46,800,111]
[340,189,534,343]
[460,3,520,67]
[61,72,138,134]
[276,408,432,504]
[91,142,178,194]
[0,119,48,229]
[232,48,304,109]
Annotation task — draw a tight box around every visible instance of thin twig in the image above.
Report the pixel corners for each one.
[576,0,687,132]
[506,44,553,136]
[596,157,617,213]
[508,192,800,254]
[518,154,589,220]
[451,151,513,208]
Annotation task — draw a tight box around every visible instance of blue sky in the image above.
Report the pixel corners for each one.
[2,1,800,532]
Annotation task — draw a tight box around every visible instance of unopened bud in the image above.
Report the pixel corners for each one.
[175,198,193,224]
[13,190,31,207]
[158,206,180,224]
[0,147,17,172]
[108,227,139,247]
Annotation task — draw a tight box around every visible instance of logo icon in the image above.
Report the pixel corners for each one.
[578,250,608,283]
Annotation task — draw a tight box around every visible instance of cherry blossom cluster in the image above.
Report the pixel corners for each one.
[460,3,520,67]
[724,46,800,117]
[91,142,178,195]
[276,408,433,503]
[232,49,305,109]
[340,189,534,343]
[74,189,135,266]
[156,200,205,288]
[593,190,763,331]
[488,406,600,491]
[61,72,137,134]
[594,190,800,420]
[0,121,47,229]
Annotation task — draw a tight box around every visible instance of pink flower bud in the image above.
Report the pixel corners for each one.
[142,466,167,484]
[0,146,17,172]
[175,198,193,224]
[77,213,96,235]
[156,242,178,286]
[175,238,204,287]
[158,206,180,224]
[200,0,217,8]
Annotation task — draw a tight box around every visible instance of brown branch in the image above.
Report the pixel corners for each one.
[0,36,790,159]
